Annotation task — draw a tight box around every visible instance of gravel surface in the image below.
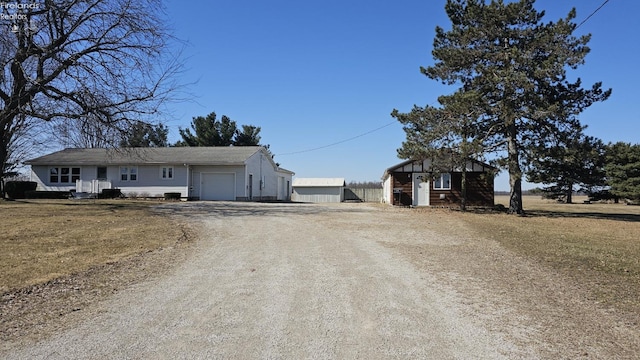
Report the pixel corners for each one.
[2,202,639,359]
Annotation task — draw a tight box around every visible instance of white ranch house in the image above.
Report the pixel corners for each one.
[25,146,294,201]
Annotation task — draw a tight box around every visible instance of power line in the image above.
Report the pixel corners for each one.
[276,120,398,156]
[576,0,611,30]
[276,2,610,158]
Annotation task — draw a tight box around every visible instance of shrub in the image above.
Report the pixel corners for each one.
[4,181,38,199]
[164,192,181,201]
[25,190,71,199]
[100,188,122,199]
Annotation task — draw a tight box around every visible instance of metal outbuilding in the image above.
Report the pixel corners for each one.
[292,178,345,203]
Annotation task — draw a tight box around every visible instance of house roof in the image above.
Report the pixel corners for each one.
[292,178,346,187]
[382,157,496,179]
[25,147,268,166]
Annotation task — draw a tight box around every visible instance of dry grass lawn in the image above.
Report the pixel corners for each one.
[460,195,640,311]
[0,199,187,294]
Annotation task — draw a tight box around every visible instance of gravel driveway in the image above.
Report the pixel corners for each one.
[3,202,639,359]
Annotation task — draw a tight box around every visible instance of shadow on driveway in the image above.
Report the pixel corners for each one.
[152,201,373,219]
[524,209,640,223]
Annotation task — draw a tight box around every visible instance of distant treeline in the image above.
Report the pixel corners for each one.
[347,181,382,189]
[496,190,538,196]
[495,190,589,196]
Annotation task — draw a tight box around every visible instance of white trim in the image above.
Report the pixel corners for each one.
[413,173,430,206]
[48,166,81,184]
[433,173,451,190]
[185,164,190,198]
[159,166,174,180]
[119,166,138,182]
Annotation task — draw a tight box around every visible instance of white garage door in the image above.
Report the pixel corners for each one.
[201,173,236,201]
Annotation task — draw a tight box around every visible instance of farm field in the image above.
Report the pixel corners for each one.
[462,195,640,311]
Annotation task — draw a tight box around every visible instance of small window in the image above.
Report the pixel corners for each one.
[61,167,70,183]
[71,167,80,182]
[120,166,138,181]
[434,173,451,190]
[160,166,174,179]
[49,167,59,183]
[97,167,107,179]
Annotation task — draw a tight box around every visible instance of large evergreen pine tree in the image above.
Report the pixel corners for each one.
[175,112,269,149]
[120,122,169,147]
[526,133,607,203]
[392,89,489,211]
[177,112,238,147]
[605,142,640,201]
[401,0,610,214]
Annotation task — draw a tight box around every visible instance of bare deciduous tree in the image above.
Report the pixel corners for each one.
[0,0,182,194]
[49,116,123,148]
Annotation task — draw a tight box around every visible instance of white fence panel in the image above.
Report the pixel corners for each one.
[76,179,112,193]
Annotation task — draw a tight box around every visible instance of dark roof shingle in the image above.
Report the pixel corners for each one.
[25,147,264,166]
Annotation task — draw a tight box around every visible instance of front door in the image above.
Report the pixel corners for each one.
[248,174,253,200]
[413,173,429,206]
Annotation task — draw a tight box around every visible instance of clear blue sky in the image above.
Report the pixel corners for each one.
[163,0,637,191]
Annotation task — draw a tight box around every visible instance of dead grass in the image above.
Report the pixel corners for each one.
[460,195,640,310]
[0,199,186,293]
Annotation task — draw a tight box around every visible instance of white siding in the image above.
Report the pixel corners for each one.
[118,186,187,197]
[277,171,293,201]
[244,150,286,201]
[28,148,293,201]
[382,175,392,204]
[31,164,189,197]
[113,165,188,197]
[292,187,343,203]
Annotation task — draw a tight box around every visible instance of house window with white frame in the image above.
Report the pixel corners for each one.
[160,166,174,180]
[120,166,138,181]
[433,173,451,190]
[49,167,80,184]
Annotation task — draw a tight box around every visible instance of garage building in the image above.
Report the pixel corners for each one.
[292,178,345,203]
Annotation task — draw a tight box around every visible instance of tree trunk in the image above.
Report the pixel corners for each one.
[507,122,524,214]
[460,166,467,212]
[566,184,573,204]
[0,135,8,199]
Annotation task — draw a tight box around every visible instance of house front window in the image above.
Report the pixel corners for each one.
[49,167,80,184]
[97,167,107,179]
[433,173,451,190]
[160,166,174,179]
[120,166,138,181]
